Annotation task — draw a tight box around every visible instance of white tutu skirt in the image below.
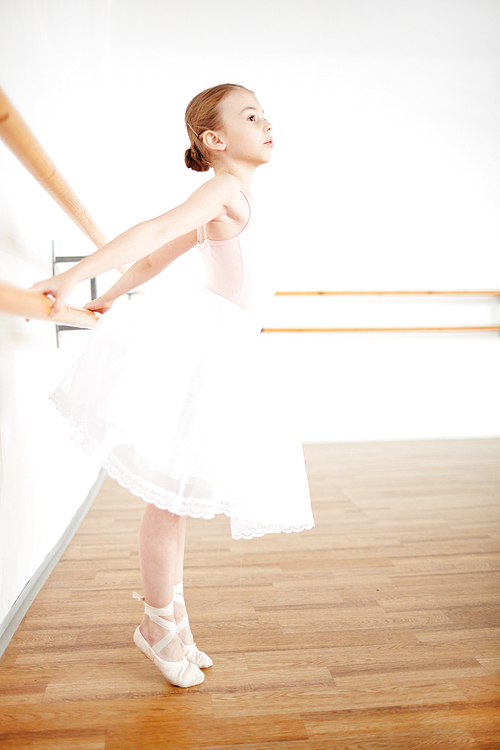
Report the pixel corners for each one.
[51,287,314,540]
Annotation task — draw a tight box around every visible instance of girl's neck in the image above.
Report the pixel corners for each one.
[213,162,256,197]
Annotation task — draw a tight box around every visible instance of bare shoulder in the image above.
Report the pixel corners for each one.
[205,174,242,205]
[185,173,240,213]
[196,174,246,222]
[203,176,249,239]
[173,174,247,241]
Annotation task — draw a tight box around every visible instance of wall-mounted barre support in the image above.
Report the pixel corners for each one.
[0,281,99,330]
[52,243,98,346]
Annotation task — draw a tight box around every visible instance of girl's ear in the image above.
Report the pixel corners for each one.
[202,131,226,153]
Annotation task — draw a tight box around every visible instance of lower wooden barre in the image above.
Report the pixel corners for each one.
[263,325,500,333]
[0,280,99,329]
[275,290,500,296]
[2,280,498,333]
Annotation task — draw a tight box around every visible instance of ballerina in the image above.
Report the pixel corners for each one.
[31,83,314,687]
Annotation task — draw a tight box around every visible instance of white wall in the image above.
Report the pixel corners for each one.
[0,144,101,623]
[1,0,499,619]
[0,57,104,623]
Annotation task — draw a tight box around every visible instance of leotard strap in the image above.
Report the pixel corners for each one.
[197,189,251,246]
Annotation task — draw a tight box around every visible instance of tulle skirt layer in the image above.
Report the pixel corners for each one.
[51,287,314,540]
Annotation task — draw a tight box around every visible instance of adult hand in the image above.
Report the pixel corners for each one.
[29,269,78,315]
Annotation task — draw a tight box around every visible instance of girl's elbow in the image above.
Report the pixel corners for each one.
[140,254,156,273]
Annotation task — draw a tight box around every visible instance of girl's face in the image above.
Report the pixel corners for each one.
[217,89,273,166]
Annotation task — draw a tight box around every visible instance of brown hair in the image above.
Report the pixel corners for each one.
[184,83,251,172]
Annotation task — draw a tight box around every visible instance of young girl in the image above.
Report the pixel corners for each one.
[31,83,315,688]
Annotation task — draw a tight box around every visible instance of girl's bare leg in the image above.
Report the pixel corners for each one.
[138,504,185,661]
[173,516,195,646]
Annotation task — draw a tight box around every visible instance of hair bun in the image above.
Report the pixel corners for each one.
[184,145,210,173]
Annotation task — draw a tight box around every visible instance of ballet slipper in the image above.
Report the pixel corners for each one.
[132,592,204,687]
[173,582,213,669]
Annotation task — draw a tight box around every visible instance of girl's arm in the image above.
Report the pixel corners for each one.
[31,175,239,314]
[84,231,196,313]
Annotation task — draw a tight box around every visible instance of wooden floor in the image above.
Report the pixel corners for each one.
[1,439,499,749]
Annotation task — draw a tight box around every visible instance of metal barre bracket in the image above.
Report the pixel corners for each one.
[51,241,96,347]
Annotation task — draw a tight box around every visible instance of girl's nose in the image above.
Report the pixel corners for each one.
[265,120,272,132]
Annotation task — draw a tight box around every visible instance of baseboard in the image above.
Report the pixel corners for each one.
[0,469,106,658]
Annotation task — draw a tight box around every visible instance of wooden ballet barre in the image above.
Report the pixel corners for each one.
[0,86,130,279]
[1,281,497,333]
[275,290,500,297]
[266,289,500,332]
[0,281,99,329]
[0,86,108,249]
[263,325,500,333]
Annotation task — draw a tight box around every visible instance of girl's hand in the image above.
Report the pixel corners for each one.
[29,269,78,315]
[84,295,114,314]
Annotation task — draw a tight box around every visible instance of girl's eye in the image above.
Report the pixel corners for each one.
[248,115,255,121]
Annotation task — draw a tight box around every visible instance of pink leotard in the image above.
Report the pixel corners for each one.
[197,191,276,322]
